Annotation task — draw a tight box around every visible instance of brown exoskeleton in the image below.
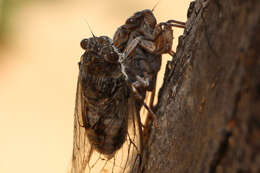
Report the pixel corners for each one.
[114,9,185,57]
[113,9,185,124]
[71,9,185,173]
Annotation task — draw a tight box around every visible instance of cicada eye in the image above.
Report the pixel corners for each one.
[126,17,136,24]
[80,39,89,50]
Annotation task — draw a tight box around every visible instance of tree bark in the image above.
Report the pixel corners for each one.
[142,0,260,173]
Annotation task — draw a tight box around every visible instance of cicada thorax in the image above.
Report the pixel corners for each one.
[79,36,131,156]
[112,9,165,95]
[123,47,162,92]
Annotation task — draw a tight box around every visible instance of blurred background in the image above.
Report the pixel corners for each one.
[0,0,190,172]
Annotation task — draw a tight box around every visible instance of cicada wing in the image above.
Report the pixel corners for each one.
[100,96,143,173]
[71,78,104,173]
[71,77,93,173]
[71,78,143,173]
[124,96,143,173]
[71,77,108,173]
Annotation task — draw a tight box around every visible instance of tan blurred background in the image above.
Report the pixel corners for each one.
[0,0,190,172]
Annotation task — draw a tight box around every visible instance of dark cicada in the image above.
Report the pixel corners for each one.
[71,36,143,173]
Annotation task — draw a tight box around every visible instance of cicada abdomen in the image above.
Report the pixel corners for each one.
[71,36,142,173]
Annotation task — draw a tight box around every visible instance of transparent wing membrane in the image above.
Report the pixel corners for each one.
[71,79,142,173]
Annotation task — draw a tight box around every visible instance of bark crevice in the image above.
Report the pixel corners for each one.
[142,0,260,172]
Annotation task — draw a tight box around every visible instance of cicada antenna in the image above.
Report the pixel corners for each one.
[83,18,97,40]
[151,0,162,12]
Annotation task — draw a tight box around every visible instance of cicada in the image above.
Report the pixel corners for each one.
[113,9,185,108]
[71,9,185,173]
[71,35,143,173]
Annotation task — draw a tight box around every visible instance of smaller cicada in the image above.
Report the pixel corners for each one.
[113,9,185,101]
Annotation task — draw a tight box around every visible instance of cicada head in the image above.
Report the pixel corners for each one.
[140,9,157,29]
[124,9,157,31]
[79,36,121,77]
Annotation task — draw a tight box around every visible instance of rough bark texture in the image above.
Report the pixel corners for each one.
[143,0,260,172]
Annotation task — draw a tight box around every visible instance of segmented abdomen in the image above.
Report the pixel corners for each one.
[80,71,130,156]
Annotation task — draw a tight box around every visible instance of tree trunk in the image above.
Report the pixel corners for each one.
[142,0,260,172]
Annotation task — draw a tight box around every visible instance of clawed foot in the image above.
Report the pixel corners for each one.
[131,76,158,128]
